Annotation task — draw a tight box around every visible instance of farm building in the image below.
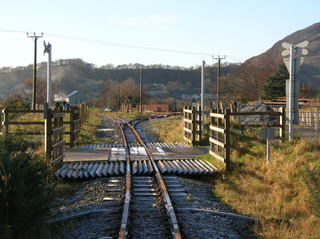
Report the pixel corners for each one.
[65,91,86,105]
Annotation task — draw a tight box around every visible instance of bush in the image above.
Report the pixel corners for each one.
[0,135,55,239]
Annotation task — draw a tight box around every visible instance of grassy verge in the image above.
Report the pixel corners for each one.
[79,108,106,144]
[210,138,320,239]
[197,154,226,171]
[147,115,184,143]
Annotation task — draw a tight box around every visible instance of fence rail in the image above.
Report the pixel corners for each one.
[45,108,65,164]
[209,109,230,169]
[209,107,286,170]
[183,105,202,145]
[1,103,89,164]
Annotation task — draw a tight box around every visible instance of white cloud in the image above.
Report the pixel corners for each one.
[109,14,177,31]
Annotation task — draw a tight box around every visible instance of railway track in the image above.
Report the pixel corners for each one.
[107,116,182,239]
[53,116,216,238]
[51,116,255,238]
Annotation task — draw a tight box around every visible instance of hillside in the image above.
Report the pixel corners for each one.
[225,22,320,100]
[0,59,239,103]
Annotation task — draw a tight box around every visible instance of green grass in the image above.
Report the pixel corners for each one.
[197,154,226,171]
[213,138,320,239]
[147,115,184,143]
[79,109,106,144]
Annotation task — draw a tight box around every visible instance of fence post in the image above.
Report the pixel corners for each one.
[225,108,231,171]
[2,108,8,135]
[197,103,202,143]
[279,107,286,139]
[69,106,74,148]
[86,103,89,121]
[81,103,85,125]
[192,106,196,145]
[45,106,52,164]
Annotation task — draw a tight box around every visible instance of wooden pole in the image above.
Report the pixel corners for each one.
[225,109,231,171]
[279,107,286,139]
[192,106,196,145]
[45,106,52,164]
[70,106,74,148]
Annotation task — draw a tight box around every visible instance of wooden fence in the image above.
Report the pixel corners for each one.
[209,107,286,170]
[183,105,202,145]
[1,102,89,164]
[44,107,65,164]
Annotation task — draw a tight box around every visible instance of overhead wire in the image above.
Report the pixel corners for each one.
[0,28,244,62]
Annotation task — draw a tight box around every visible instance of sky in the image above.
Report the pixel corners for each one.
[0,0,319,68]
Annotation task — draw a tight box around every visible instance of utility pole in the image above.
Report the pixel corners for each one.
[201,61,205,137]
[212,56,226,112]
[139,68,143,113]
[27,32,43,110]
[44,41,52,108]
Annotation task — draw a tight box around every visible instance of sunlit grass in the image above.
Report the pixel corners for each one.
[213,138,320,238]
[148,115,184,143]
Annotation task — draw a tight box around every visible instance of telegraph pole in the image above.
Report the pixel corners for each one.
[27,32,43,110]
[139,68,143,113]
[212,56,226,112]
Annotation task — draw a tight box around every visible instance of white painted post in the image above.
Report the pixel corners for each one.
[44,42,52,108]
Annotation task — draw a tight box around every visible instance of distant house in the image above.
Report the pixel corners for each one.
[144,104,169,112]
[65,91,86,105]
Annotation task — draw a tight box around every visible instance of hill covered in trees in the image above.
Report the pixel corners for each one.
[0,59,239,105]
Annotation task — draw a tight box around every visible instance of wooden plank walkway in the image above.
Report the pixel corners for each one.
[64,148,110,162]
[63,143,208,162]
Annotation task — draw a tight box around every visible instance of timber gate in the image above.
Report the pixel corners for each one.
[183,105,202,145]
[209,107,286,170]
[0,103,89,165]
[45,107,65,165]
[67,106,81,147]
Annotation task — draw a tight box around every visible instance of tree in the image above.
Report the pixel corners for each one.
[263,64,289,100]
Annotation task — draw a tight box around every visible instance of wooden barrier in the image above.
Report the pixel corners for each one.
[1,103,89,164]
[209,107,286,170]
[209,109,230,170]
[45,107,65,165]
[63,106,81,147]
[183,105,201,145]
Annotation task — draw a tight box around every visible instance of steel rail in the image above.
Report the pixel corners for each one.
[105,116,131,239]
[107,116,182,239]
[127,120,182,239]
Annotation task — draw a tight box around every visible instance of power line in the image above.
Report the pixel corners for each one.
[47,33,214,56]
[0,28,244,62]
[0,28,216,56]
